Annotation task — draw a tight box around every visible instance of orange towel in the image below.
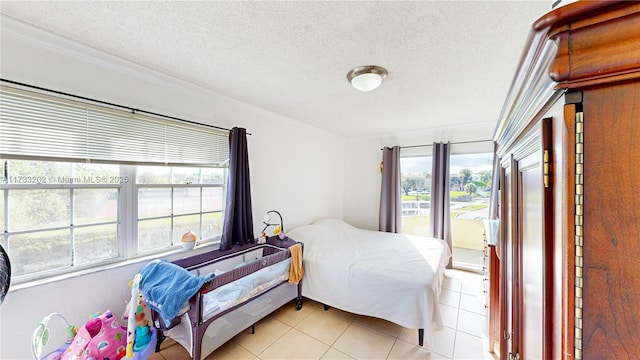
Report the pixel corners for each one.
[288,243,304,284]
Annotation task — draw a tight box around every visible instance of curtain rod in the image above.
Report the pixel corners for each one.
[380,139,493,150]
[1,78,251,135]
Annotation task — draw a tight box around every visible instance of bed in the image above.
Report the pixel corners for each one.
[143,240,303,360]
[287,218,450,350]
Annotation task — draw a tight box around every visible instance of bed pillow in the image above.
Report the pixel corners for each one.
[139,259,214,324]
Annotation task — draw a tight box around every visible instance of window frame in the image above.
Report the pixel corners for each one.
[133,165,227,255]
[400,154,433,219]
[1,159,227,285]
[1,84,231,285]
[1,174,125,282]
[447,151,494,220]
[399,145,494,231]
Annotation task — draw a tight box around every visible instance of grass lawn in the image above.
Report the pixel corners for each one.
[402,194,430,201]
[455,203,488,211]
[450,191,467,197]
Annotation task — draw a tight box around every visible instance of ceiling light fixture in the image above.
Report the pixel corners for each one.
[347,65,388,92]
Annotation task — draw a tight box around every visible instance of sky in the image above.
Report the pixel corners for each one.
[401,152,493,175]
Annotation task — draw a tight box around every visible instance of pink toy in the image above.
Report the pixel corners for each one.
[61,310,127,360]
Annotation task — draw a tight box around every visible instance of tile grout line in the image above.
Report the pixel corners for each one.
[310,306,359,346]
[331,315,356,346]
[306,309,358,359]
[259,300,326,358]
[451,270,486,359]
[232,302,319,358]
[351,316,403,339]
[327,316,357,358]
[451,306,459,360]
[451,281,462,360]
[277,300,318,327]
[455,328,485,339]
[257,326,295,359]
[234,341,257,358]
[255,318,296,358]
[385,338,399,360]
[242,274,485,360]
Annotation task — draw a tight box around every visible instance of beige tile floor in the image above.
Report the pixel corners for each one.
[152,270,497,360]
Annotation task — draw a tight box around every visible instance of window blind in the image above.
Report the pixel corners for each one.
[0,86,229,166]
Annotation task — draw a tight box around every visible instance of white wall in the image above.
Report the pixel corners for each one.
[0,16,499,359]
[343,124,495,231]
[0,19,344,359]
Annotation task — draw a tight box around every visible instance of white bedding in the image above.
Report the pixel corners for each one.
[287,218,451,349]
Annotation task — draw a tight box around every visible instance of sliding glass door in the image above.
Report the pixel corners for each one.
[400,151,493,272]
[448,153,493,271]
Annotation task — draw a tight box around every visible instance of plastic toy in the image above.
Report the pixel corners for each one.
[124,273,157,359]
[31,313,77,360]
[32,273,156,360]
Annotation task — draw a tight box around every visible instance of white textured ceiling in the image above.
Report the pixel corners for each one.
[0,1,552,139]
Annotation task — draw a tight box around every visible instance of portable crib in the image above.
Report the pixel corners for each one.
[151,239,303,360]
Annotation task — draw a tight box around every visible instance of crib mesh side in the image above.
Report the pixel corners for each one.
[153,242,301,360]
[200,247,290,294]
[200,282,298,357]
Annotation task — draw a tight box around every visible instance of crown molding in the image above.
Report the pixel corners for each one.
[1,15,174,87]
[0,15,340,140]
[347,120,496,144]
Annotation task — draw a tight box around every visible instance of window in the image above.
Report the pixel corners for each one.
[449,152,493,270]
[449,153,493,220]
[400,156,432,235]
[2,160,121,277]
[400,151,494,271]
[0,85,229,283]
[136,166,225,253]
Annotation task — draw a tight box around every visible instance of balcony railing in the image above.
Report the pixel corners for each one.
[402,210,485,270]
[401,200,430,216]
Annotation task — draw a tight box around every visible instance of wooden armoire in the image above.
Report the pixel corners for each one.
[489,2,640,359]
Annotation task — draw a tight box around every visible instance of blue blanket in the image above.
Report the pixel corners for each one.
[139,259,214,324]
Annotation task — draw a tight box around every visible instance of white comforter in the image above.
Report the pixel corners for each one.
[287,219,451,348]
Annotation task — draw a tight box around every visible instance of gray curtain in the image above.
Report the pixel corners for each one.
[379,146,401,233]
[488,141,500,220]
[484,141,501,249]
[430,142,452,268]
[220,127,255,251]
